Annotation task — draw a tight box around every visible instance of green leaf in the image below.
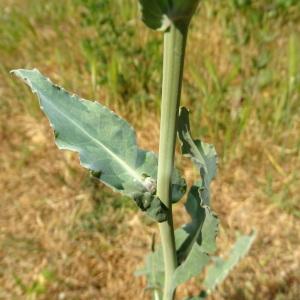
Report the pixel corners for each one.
[170,243,209,293]
[171,106,219,291]
[131,192,168,222]
[184,292,207,300]
[184,187,219,254]
[171,170,187,203]
[12,69,185,222]
[178,107,217,206]
[203,233,256,293]
[135,247,164,296]
[136,230,188,293]
[137,235,210,297]
[138,0,201,31]
[177,106,219,254]
[176,186,219,262]
[137,209,217,294]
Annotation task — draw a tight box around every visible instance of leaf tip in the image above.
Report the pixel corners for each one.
[10,69,20,76]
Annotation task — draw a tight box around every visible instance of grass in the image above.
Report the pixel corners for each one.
[0,0,300,299]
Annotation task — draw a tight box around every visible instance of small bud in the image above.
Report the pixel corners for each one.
[143,176,157,194]
[139,0,201,31]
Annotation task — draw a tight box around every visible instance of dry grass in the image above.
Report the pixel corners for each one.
[1,0,300,299]
[1,113,299,299]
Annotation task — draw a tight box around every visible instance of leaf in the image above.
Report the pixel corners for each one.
[184,188,219,254]
[203,233,256,293]
[171,169,187,203]
[131,192,168,222]
[170,243,209,293]
[184,292,207,300]
[137,235,210,297]
[178,107,217,206]
[135,247,164,295]
[137,208,217,295]
[138,0,201,31]
[177,106,219,254]
[136,230,187,291]
[12,69,186,221]
[176,186,219,263]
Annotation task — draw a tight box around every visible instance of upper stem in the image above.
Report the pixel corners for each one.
[157,22,189,300]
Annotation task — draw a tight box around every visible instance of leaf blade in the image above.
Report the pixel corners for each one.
[170,243,210,293]
[12,69,186,221]
[13,69,143,190]
[178,107,217,206]
[176,183,219,264]
[203,233,256,293]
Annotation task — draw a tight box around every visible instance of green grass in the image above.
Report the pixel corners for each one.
[75,0,163,109]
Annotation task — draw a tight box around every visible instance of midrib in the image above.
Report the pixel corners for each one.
[44,96,145,186]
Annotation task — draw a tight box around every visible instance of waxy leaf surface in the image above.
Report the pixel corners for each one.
[177,187,219,263]
[178,107,217,206]
[135,247,164,295]
[170,243,209,293]
[177,107,219,261]
[203,233,256,293]
[13,69,186,221]
[184,186,219,254]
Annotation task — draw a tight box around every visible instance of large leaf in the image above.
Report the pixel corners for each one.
[138,0,201,31]
[203,233,256,293]
[178,107,217,207]
[177,107,218,255]
[12,69,186,221]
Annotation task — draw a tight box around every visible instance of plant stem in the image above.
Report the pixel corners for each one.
[157,22,189,300]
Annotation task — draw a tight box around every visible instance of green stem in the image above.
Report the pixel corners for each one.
[157,22,189,300]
